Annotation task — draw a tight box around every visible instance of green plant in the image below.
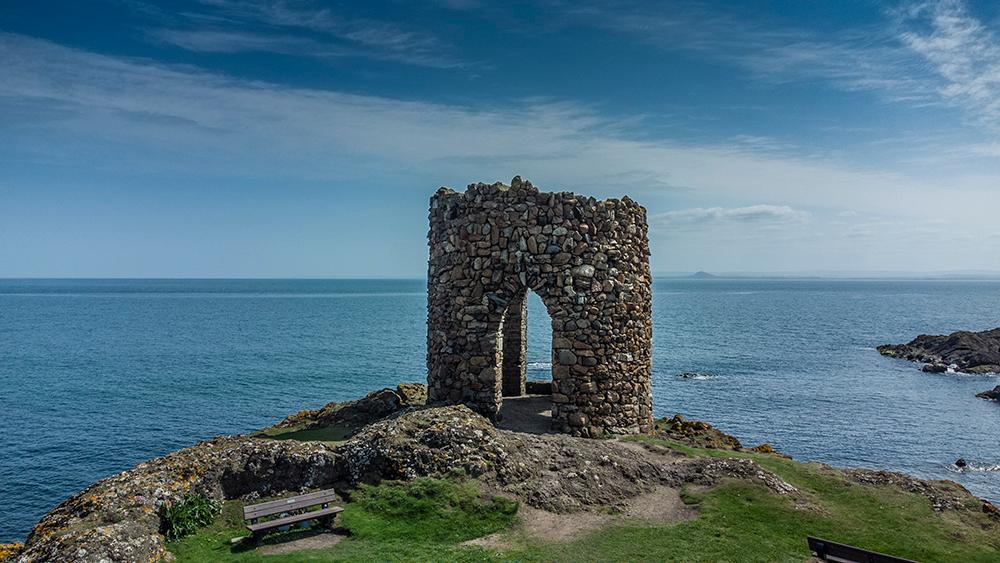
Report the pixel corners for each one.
[160,494,222,541]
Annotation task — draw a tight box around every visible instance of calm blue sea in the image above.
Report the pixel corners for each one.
[2,278,999,542]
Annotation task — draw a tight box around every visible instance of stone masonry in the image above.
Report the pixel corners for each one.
[426,176,653,437]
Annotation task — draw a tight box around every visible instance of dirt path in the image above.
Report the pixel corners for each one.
[257,532,345,555]
[466,485,697,550]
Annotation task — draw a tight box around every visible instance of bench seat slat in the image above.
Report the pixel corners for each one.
[245,495,339,519]
[244,489,338,513]
[243,489,339,519]
[246,506,343,533]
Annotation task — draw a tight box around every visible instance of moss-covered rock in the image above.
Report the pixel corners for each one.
[653,415,742,450]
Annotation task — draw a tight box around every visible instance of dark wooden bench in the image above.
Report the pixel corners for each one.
[243,489,343,541]
[808,537,918,563]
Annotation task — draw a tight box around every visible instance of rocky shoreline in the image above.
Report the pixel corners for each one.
[878,328,1000,401]
[877,327,1000,375]
[976,385,1000,401]
[6,385,999,562]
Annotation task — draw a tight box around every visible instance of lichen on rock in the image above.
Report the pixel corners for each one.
[16,437,341,562]
[654,415,743,450]
[14,397,999,562]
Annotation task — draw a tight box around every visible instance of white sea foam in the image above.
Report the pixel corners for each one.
[526,362,551,370]
[948,462,1000,472]
[677,371,717,380]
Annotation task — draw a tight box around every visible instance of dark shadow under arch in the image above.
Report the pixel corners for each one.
[496,288,559,433]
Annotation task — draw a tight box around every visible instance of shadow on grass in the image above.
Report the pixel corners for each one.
[256,424,353,443]
[229,525,347,554]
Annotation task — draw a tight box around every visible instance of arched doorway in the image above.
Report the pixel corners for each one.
[497,289,556,433]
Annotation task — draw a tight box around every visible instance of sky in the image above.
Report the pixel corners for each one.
[1,0,999,277]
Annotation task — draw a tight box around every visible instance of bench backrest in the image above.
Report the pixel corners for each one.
[807,537,917,563]
[243,489,340,521]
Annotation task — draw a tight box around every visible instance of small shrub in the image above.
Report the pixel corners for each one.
[160,494,222,541]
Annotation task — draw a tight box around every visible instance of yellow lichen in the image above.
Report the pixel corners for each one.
[0,542,24,561]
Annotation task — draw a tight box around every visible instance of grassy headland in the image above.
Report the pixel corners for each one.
[167,432,1000,562]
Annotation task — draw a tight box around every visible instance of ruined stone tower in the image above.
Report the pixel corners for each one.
[426,177,653,437]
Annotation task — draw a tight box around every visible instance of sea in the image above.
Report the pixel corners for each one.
[2,278,999,542]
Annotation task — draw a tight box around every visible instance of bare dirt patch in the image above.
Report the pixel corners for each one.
[256,531,345,555]
[622,486,698,523]
[466,485,698,550]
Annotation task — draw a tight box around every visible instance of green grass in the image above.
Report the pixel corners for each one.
[502,436,1000,562]
[256,424,352,444]
[341,477,519,543]
[168,439,1000,562]
[167,478,519,562]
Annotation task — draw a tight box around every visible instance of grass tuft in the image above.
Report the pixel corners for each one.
[160,494,222,541]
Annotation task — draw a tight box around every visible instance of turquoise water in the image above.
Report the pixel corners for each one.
[2,278,999,541]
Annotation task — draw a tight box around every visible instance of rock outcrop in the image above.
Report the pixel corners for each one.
[877,328,1000,374]
[269,383,427,437]
[653,415,742,450]
[16,438,341,562]
[15,403,800,561]
[976,385,1000,401]
[14,394,998,562]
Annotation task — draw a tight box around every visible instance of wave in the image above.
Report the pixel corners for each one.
[526,362,551,370]
[949,462,1000,472]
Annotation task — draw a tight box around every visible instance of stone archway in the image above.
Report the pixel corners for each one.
[426,176,653,437]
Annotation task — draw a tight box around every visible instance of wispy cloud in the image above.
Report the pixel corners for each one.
[561,0,935,102]
[1,32,997,223]
[897,0,1000,129]
[653,205,810,231]
[2,31,999,272]
[562,0,1000,130]
[148,0,463,68]
[149,28,349,57]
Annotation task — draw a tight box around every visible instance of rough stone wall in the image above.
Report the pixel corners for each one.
[427,176,653,437]
[500,292,527,397]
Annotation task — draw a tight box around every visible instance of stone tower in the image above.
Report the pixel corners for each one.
[426,177,653,437]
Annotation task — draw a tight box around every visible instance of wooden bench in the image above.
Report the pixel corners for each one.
[243,489,343,541]
[808,537,917,563]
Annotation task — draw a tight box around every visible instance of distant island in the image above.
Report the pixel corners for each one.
[689,271,718,279]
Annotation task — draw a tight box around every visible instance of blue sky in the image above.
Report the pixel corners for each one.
[2,0,999,277]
